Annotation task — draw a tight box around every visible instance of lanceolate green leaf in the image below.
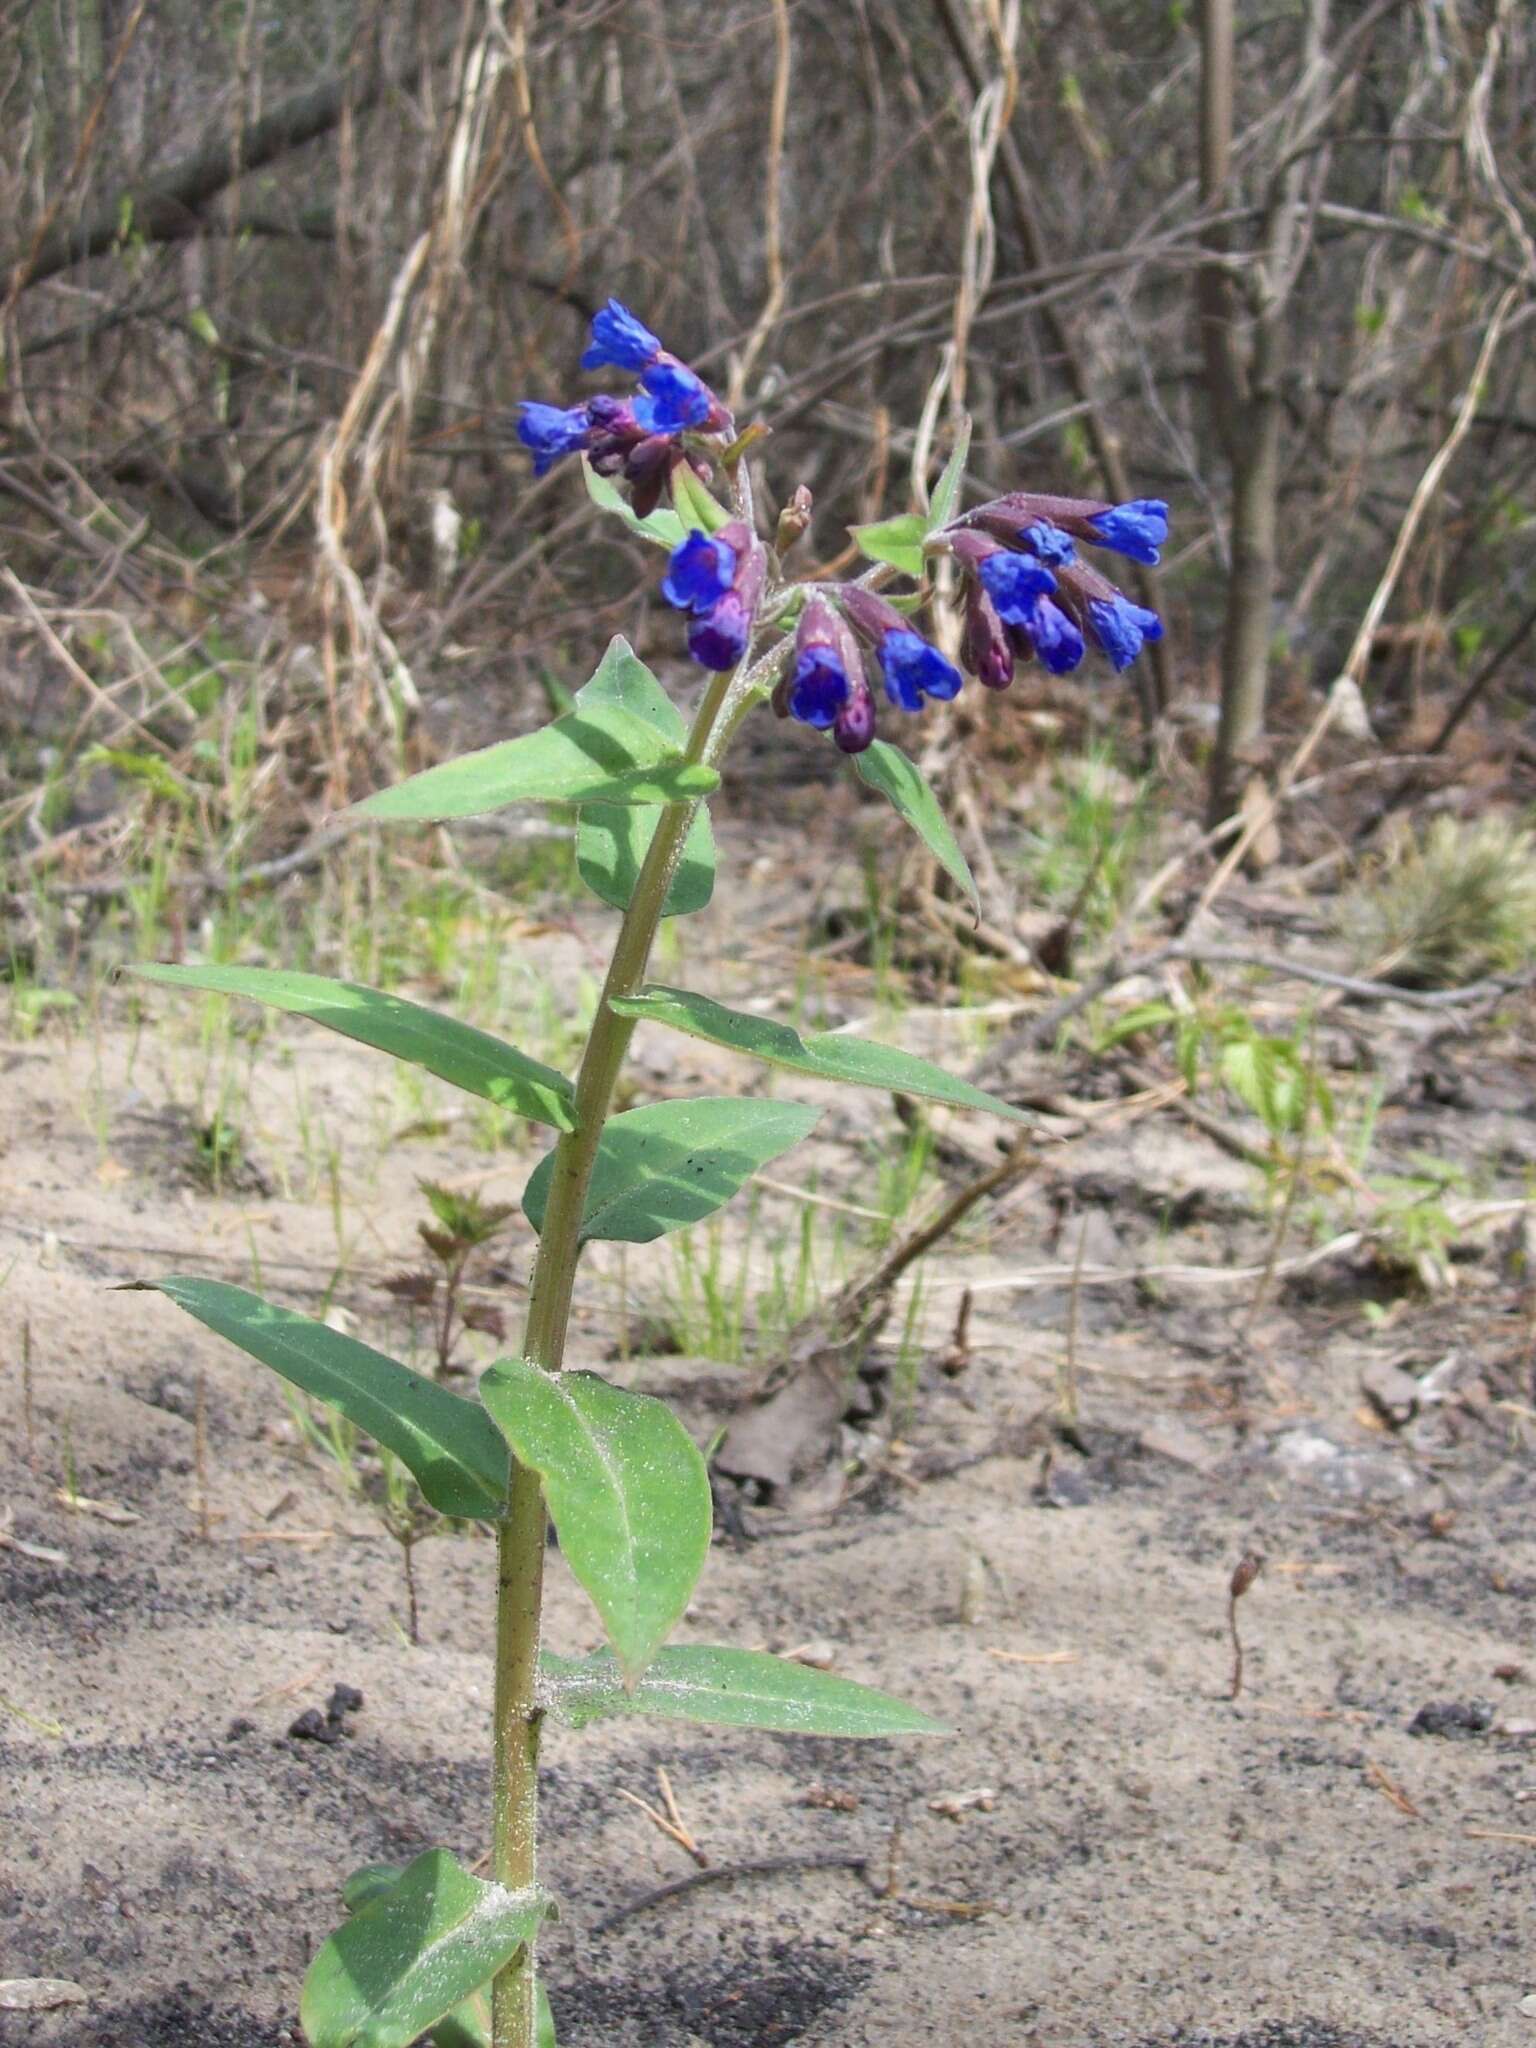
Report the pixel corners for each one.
[301,1848,548,2048]
[610,985,1024,1121]
[926,416,971,532]
[129,1278,507,1520]
[854,739,977,910]
[521,1097,821,1245]
[573,638,716,917]
[577,803,716,917]
[849,511,927,579]
[540,1645,948,1738]
[582,457,686,549]
[478,1361,711,1681]
[128,965,576,1132]
[349,702,717,822]
[338,1868,556,2048]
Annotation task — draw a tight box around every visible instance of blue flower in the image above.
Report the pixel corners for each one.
[1020,596,1085,674]
[1085,593,1164,671]
[662,530,737,614]
[1086,499,1169,565]
[978,552,1058,624]
[633,362,713,435]
[788,645,850,729]
[878,631,964,712]
[688,594,752,672]
[580,298,662,373]
[1019,519,1076,567]
[516,402,591,477]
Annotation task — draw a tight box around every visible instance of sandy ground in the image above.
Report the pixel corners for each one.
[3,925,1535,2048]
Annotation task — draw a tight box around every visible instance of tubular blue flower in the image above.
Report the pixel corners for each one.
[838,586,963,713]
[978,551,1058,625]
[1019,519,1076,567]
[516,402,591,477]
[688,595,752,671]
[877,631,964,712]
[787,598,851,730]
[1085,592,1164,671]
[1018,596,1086,675]
[662,530,737,615]
[580,298,662,372]
[633,362,713,434]
[1086,498,1169,565]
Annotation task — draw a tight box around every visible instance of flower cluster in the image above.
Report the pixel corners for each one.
[946,492,1168,689]
[516,298,733,517]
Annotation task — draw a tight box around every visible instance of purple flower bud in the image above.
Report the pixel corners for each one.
[515,402,591,477]
[580,298,662,373]
[623,436,680,519]
[662,531,738,615]
[834,682,877,754]
[978,552,1058,624]
[961,584,1015,690]
[633,362,713,435]
[1086,499,1169,566]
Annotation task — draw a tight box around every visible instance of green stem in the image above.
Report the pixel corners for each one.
[487,652,747,2048]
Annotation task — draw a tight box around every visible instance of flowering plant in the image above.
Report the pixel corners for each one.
[128,302,1166,2048]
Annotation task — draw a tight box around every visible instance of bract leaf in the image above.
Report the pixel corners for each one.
[854,740,977,909]
[582,457,686,548]
[521,1097,821,1245]
[572,639,715,917]
[670,463,730,534]
[128,965,575,1132]
[478,1361,711,1681]
[129,1278,507,1519]
[577,803,715,917]
[540,1644,948,1738]
[925,416,972,533]
[301,1848,547,2048]
[849,511,928,579]
[349,702,717,822]
[337,1869,556,2048]
[610,985,1023,1120]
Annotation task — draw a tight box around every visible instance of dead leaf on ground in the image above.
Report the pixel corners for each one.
[0,1980,89,2012]
[54,1492,140,1525]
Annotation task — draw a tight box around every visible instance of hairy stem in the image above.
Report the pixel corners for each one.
[488,652,745,2048]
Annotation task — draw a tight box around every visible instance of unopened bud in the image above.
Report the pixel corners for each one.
[775,486,813,555]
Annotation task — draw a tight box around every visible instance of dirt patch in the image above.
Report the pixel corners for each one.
[3,875,1535,2046]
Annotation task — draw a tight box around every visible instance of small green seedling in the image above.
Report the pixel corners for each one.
[384,1180,513,1377]
[124,300,1169,2047]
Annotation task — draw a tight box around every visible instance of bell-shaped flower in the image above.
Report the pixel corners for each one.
[661,521,763,672]
[1084,591,1165,671]
[838,586,963,712]
[516,402,593,477]
[580,298,662,373]
[785,597,852,730]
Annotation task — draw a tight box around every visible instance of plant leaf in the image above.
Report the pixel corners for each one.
[610,985,1023,1121]
[128,965,576,1132]
[577,804,716,918]
[301,1848,548,2048]
[572,639,716,917]
[521,1097,821,1245]
[582,457,685,548]
[478,1361,711,1681]
[854,740,977,909]
[337,1869,556,2048]
[849,512,928,579]
[540,1645,948,1738]
[926,416,971,532]
[349,703,717,822]
[670,463,730,535]
[128,1278,507,1519]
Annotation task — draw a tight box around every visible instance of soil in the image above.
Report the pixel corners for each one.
[3,818,1535,2048]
